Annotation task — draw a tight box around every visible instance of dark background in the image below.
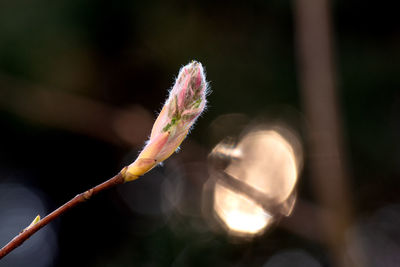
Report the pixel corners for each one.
[0,1,399,266]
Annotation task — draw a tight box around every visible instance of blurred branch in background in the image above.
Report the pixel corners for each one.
[0,73,153,148]
[293,0,356,266]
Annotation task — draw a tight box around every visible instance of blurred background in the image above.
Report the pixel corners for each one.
[0,0,399,266]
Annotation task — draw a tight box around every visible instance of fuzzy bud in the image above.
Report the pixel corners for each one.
[124,61,208,181]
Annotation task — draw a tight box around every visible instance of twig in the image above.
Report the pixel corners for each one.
[0,167,129,260]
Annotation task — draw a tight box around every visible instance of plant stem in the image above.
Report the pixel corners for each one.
[0,167,130,260]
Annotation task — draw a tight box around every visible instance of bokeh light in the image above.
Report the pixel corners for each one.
[0,182,58,267]
[225,129,300,204]
[206,123,303,237]
[263,249,322,267]
[213,181,273,235]
[346,204,400,267]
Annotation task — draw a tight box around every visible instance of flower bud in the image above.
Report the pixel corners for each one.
[124,61,209,181]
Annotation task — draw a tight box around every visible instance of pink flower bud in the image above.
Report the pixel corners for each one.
[125,61,209,181]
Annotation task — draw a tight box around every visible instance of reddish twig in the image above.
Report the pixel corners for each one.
[0,168,128,260]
